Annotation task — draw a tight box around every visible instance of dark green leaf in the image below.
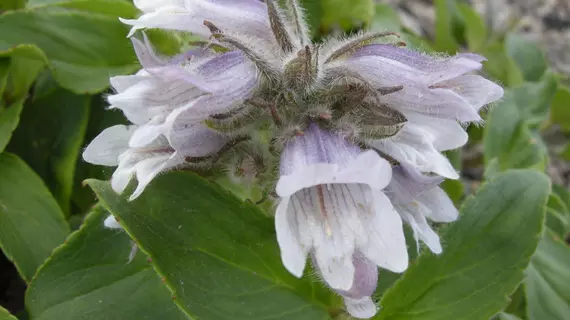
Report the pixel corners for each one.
[26,205,188,320]
[506,34,548,82]
[8,87,90,215]
[526,233,570,320]
[550,84,570,129]
[1,46,46,101]
[0,8,138,93]
[0,306,17,320]
[0,58,8,97]
[0,98,24,153]
[299,0,323,37]
[0,153,69,282]
[88,172,337,320]
[376,170,550,320]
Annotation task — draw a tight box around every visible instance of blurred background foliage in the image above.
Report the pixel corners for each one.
[0,0,569,319]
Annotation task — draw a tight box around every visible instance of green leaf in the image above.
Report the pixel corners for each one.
[0,153,69,282]
[0,306,17,320]
[299,0,323,37]
[526,233,570,320]
[506,34,548,82]
[25,205,188,320]
[88,172,337,320]
[8,86,90,215]
[433,0,461,53]
[321,0,374,32]
[0,58,8,97]
[1,46,46,101]
[0,98,24,153]
[376,170,550,320]
[512,72,558,127]
[498,313,523,320]
[484,74,557,172]
[481,41,524,87]
[0,8,138,93]
[550,84,570,129]
[370,4,401,32]
[0,0,25,11]
[26,0,138,17]
[457,2,487,51]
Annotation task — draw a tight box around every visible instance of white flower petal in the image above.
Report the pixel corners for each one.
[276,150,392,197]
[436,74,504,112]
[129,117,166,148]
[404,112,468,151]
[416,187,459,223]
[121,0,271,41]
[360,190,408,273]
[83,125,134,166]
[275,198,307,278]
[398,203,442,254]
[129,153,184,200]
[386,164,444,204]
[344,297,377,319]
[370,126,459,179]
[314,251,355,291]
[103,215,123,229]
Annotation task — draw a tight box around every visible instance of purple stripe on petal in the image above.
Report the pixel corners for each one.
[279,123,362,175]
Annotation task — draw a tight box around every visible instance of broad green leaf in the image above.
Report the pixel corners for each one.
[506,34,548,82]
[457,2,487,51]
[512,72,558,127]
[483,74,557,172]
[26,0,137,17]
[26,205,188,320]
[441,179,464,205]
[376,170,550,320]
[0,153,69,282]
[88,172,337,320]
[0,8,138,93]
[546,185,570,237]
[370,4,401,32]
[498,313,523,320]
[433,0,461,53]
[0,59,8,97]
[481,42,524,87]
[0,306,17,320]
[526,233,570,320]
[321,0,374,32]
[8,87,90,215]
[550,84,570,129]
[484,94,548,171]
[1,46,46,101]
[0,98,24,153]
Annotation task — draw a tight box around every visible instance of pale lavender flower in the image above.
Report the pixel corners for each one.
[344,45,504,178]
[385,165,458,254]
[330,256,379,319]
[83,1,505,318]
[275,124,407,291]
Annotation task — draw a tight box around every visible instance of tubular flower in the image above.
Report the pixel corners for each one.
[275,124,407,291]
[83,0,504,318]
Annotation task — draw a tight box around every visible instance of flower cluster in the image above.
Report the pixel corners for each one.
[83,0,503,318]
